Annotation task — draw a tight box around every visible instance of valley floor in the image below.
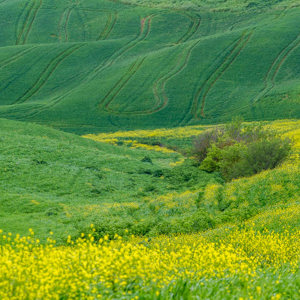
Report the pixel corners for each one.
[0,119,299,299]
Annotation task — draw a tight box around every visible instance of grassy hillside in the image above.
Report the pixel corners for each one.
[85,119,300,229]
[1,118,299,243]
[0,118,221,241]
[0,0,299,133]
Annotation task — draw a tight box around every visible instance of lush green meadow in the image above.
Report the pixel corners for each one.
[0,0,300,298]
[0,0,299,133]
[0,118,298,241]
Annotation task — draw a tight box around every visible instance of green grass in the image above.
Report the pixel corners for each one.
[0,2,299,296]
[0,118,299,243]
[119,0,298,11]
[0,0,299,133]
[0,118,222,242]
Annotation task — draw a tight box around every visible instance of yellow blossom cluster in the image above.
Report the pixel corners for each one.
[247,203,300,228]
[169,157,185,166]
[144,189,200,210]
[82,124,210,154]
[201,162,299,210]
[83,125,210,140]
[123,140,177,153]
[0,227,298,299]
[83,136,178,153]
[265,119,300,160]
[220,228,299,270]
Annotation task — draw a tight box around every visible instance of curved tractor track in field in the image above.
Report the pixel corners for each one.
[274,3,300,20]
[176,31,253,126]
[97,11,118,40]
[252,33,300,104]
[176,12,201,44]
[78,8,118,41]
[12,44,84,105]
[0,46,37,94]
[102,57,146,112]
[104,11,202,116]
[218,31,300,119]
[26,11,201,118]
[95,14,154,75]
[107,39,201,115]
[209,11,300,120]
[0,46,36,70]
[176,30,253,126]
[94,15,153,108]
[138,12,201,115]
[16,0,42,45]
[58,6,75,42]
[19,16,154,118]
[150,40,201,113]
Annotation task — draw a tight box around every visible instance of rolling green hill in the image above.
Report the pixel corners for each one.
[0,0,299,133]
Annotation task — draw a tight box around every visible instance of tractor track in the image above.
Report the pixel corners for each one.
[106,11,202,116]
[13,44,84,105]
[95,14,153,74]
[252,33,300,104]
[176,31,253,126]
[102,57,146,112]
[16,0,42,45]
[77,7,118,41]
[15,16,154,116]
[188,31,253,121]
[97,11,118,40]
[176,12,201,44]
[150,40,201,113]
[114,39,201,115]
[197,31,253,118]
[222,32,300,119]
[0,46,37,70]
[177,5,300,123]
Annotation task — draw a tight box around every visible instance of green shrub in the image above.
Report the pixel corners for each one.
[192,129,220,162]
[193,120,291,181]
[243,138,291,174]
[141,156,153,164]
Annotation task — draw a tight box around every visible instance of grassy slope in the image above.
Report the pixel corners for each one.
[0,0,299,133]
[0,118,220,241]
[86,119,300,231]
[1,118,299,242]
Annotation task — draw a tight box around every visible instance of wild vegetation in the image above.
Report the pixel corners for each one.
[0,118,297,240]
[0,117,299,298]
[0,225,299,299]
[0,0,299,298]
[193,118,292,180]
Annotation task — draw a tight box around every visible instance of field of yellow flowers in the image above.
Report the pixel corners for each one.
[0,225,299,299]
